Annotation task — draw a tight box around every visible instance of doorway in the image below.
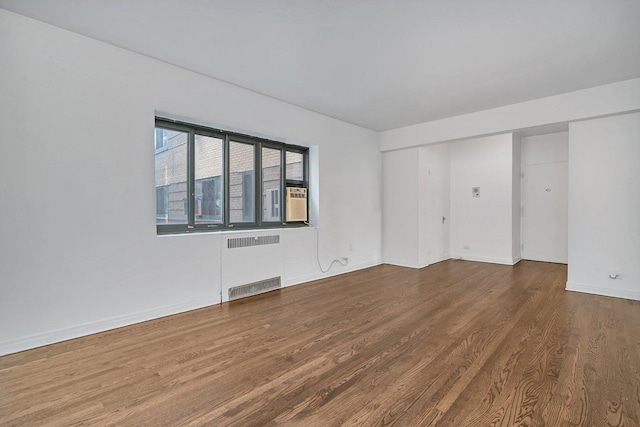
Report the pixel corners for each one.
[520,133,568,264]
[425,143,450,264]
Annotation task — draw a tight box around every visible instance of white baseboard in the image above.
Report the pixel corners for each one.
[428,255,452,265]
[418,260,430,269]
[565,281,640,301]
[0,296,221,357]
[285,259,382,287]
[450,253,519,266]
[380,258,430,269]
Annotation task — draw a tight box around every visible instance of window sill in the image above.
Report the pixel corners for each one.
[156,222,310,237]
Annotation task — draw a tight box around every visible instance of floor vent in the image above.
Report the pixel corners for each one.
[229,277,282,301]
[227,235,280,249]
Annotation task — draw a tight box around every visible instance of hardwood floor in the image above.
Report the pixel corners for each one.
[1,260,639,426]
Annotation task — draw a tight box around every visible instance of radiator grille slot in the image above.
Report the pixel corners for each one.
[229,277,281,301]
[227,235,280,249]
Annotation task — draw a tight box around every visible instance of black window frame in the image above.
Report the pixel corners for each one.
[155,117,309,235]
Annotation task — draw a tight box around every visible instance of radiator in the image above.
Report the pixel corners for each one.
[220,233,284,302]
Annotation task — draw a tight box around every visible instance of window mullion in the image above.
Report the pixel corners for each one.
[255,142,262,227]
[280,148,286,224]
[304,149,309,190]
[187,130,195,229]
[223,135,230,228]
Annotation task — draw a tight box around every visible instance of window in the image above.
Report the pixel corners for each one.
[241,171,255,222]
[155,128,168,152]
[286,151,304,182]
[264,188,280,222]
[156,186,168,220]
[154,127,188,226]
[229,141,255,223]
[194,134,223,224]
[195,177,222,222]
[262,146,281,222]
[155,118,308,234]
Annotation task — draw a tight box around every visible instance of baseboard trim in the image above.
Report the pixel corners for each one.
[285,259,382,287]
[565,281,640,301]
[0,296,221,357]
[450,253,518,266]
[380,258,429,269]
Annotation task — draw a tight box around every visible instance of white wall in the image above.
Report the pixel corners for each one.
[418,148,429,266]
[567,112,640,301]
[511,134,522,261]
[382,148,421,267]
[379,78,640,152]
[521,132,569,166]
[382,144,451,268]
[0,10,382,355]
[450,134,519,264]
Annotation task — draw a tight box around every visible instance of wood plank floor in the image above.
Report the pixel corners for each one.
[1,260,639,426]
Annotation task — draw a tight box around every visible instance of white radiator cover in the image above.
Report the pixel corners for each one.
[220,232,284,303]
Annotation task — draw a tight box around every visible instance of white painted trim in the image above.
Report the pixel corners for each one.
[450,253,517,266]
[512,255,522,265]
[380,258,429,269]
[565,281,640,301]
[0,296,221,357]
[285,259,382,287]
[428,254,451,266]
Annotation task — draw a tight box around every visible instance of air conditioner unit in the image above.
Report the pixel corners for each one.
[286,187,307,222]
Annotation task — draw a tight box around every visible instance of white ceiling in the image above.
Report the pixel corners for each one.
[2,0,639,131]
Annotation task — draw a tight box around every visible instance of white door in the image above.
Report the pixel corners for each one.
[427,162,449,264]
[521,162,568,263]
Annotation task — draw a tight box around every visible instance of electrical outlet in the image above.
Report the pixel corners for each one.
[463,245,471,250]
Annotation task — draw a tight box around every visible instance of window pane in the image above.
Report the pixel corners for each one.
[155,128,188,225]
[155,129,167,151]
[195,134,223,224]
[262,147,281,222]
[286,151,304,181]
[156,186,168,218]
[230,141,255,223]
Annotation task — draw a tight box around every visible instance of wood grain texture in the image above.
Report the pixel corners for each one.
[1,260,639,426]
